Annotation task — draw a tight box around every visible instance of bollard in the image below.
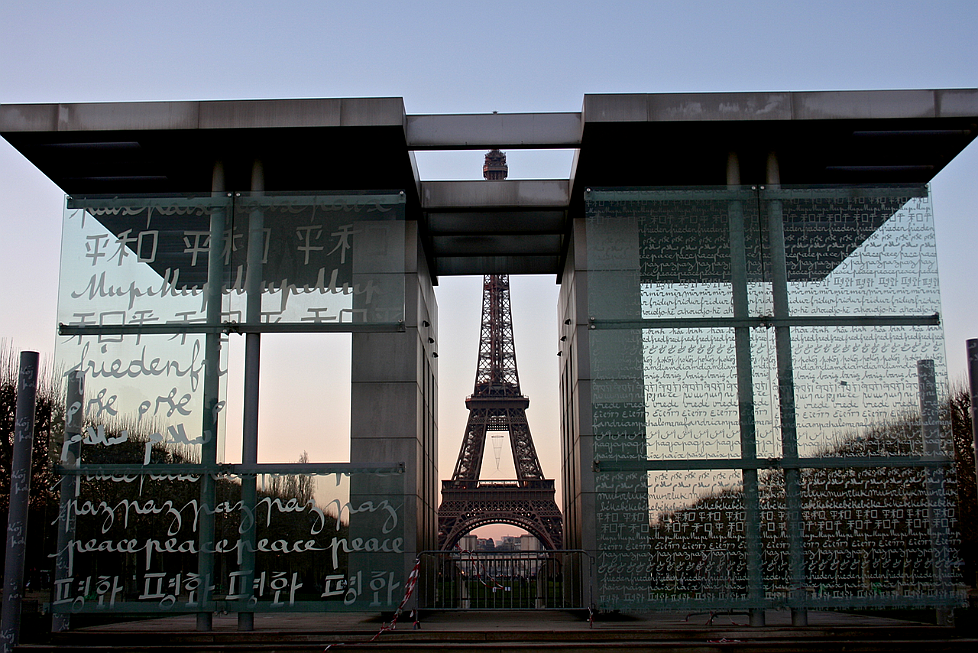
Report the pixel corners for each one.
[1,351,39,653]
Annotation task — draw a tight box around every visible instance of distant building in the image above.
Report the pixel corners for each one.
[518,535,541,552]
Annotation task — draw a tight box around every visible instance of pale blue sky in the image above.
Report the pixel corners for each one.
[2,2,976,534]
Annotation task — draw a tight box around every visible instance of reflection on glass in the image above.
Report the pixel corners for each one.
[774,191,939,317]
[585,186,960,610]
[51,192,410,616]
[51,470,405,613]
[52,334,226,466]
[228,193,406,325]
[789,325,948,458]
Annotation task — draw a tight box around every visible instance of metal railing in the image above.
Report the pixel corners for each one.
[417,550,593,611]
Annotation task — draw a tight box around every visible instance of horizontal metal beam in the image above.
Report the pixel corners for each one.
[433,234,562,257]
[1,98,408,133]
[588,314,941,330]
[594,455,953,472]
[406,112,582,149]
[55,462,405,476]
[59,321,406,336]
[422,180,570,210]
[586,186,929,202]
[582,89,978,124]
[435,255,560,277]
[428,210,565,234]
[67,192,407,211]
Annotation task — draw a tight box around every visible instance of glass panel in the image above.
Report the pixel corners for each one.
[55,195,235,467]
[647,470,749,608]
[586,188,765,321]
[52,334,227,465]
[757,465,959,608]
[594,469,751,610]
[50,192,411,618]
[799,464,958,607]
[765,187,938,318]
[58,192,406,330]
[790,325,948,458]
[642,327,740,460]
[228,193,406,325]
[50,469,405,613]
[58,195,232,329]
[583,186,962,612]
[758,469,791,599]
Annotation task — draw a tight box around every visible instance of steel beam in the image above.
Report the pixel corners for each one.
[406,112,581,149]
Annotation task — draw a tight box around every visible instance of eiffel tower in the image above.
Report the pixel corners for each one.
[437,270,564,550]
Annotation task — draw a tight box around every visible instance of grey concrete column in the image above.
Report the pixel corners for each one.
[578,195,649,610]
[558,221,592,607]
[559,219,591,555]
[766,153,807,626]
[350,221,437,609]
[727,154,765,626]
[197,161,226,632]
[52,371,84,633]
[237,160,264,631]
[1,351,39,653]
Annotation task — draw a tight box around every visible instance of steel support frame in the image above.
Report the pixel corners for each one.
[195,163,225,632]
[764,153,808,626]
[237,160,264,631]
[727,154,766,626]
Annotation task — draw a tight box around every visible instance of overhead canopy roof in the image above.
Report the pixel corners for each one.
[3,90,977,281]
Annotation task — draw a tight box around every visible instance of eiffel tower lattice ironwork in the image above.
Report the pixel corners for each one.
[437,274,563,550]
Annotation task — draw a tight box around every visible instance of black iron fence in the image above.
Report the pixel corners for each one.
[417,550,593,611]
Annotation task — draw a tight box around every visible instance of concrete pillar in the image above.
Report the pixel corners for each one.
[558,222,589,607]
[566,194,649,610]
[350,221,438,609]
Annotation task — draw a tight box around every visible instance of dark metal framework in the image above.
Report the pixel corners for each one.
[438,274,563,550]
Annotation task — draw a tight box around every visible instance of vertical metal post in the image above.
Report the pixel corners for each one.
[52,371,84,633]
[765,153,807,626]
[197,162,226,632]
[1,351,39,653]
[238,160,263,631]
[917,360,951,624]
[727,154,765,626]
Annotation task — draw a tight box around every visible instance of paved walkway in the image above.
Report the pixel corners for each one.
[79,609,928,634]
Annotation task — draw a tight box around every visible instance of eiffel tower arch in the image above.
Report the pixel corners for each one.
[437,273,564,550]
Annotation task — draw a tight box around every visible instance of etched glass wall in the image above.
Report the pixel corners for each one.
[51,192,408,617]
[53,469,406,613]
[586,186,961,612]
